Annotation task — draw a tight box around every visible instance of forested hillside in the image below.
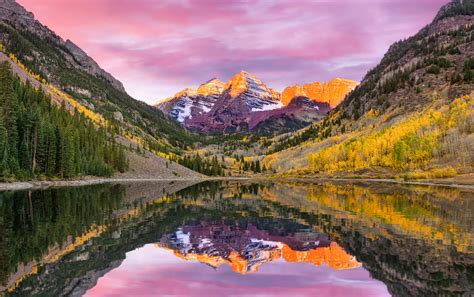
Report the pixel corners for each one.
[0,0,198,156]
[0,61,127,180]
[264,0,474,178]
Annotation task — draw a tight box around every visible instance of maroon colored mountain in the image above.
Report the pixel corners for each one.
[156,71,356,134]
[157,78,225,123]
[249,96,330,134]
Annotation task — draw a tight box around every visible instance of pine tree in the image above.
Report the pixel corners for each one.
[0,62,19,174]
[45,124,56,176]
[0,117,9,177]
[0,62,128,179]
[255,160,261,173]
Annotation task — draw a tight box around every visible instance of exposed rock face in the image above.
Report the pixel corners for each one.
[156,71,344,134]
[281,78,359,107]
[0,0,125,93]
[250,97,330,135]
[157,79,225,123]
[197,78,224,96]
[224,71,281,109]
[187,71,284,133]
[113,111,124,122]
[63,40,125,93]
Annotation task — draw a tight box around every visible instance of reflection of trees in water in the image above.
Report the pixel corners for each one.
[3,181,474,296]
[0,184,125,288]
[175,181,474,296]
[0,180,196,293]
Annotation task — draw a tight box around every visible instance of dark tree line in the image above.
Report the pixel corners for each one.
[234,155,266,174]
[0,62,128,180]
[265,118,332,155]
[0,184,125,286]
[170,153,225,176]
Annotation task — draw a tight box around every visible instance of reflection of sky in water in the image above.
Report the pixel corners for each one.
[86,244,390,297]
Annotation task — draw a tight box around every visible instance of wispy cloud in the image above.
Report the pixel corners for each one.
[18,0,447,103]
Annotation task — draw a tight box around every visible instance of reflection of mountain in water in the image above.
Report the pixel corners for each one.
[156,221,360,274]
[2,181,473,297]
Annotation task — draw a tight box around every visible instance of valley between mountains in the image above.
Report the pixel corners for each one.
[0,0,473,185]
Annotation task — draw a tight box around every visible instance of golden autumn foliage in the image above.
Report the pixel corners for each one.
[1,47,107,126]
[307,95,474,176]
[306,184,473,253]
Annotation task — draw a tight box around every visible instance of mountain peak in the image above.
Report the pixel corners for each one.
[202,77,222,84]
[174,87,198,98]
[434,0,474,21]
[197,78,224,96]
[237,70,252,76]
[225,71,273,99]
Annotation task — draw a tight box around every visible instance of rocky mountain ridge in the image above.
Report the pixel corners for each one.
[281,78,359,107]
[0,0,125,92]
[156,71,357,134]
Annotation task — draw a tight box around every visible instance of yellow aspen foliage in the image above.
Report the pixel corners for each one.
[306,184,472,252]
[308,95,473,173]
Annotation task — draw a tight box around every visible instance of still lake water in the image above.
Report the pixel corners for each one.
[0,180,473,296]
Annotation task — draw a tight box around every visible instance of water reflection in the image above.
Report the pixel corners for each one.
[0,180,472,296]
[87,245,386,297]
[156,220,360,274]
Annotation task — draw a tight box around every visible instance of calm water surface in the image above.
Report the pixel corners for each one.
[0,180,473,296]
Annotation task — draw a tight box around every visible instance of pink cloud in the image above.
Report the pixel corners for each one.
[17,0,448,103]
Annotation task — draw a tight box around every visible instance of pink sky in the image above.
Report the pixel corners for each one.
[18,0,448,103]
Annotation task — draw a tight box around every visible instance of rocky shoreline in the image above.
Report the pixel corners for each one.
[0,177,206,191]
[0,174,473,191]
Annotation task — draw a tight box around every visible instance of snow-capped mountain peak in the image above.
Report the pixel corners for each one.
[155,72,355,133]
[223,71,282,112]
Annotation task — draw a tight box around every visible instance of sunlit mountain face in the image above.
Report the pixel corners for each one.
[155,221,360,274]
[155,71,357,133]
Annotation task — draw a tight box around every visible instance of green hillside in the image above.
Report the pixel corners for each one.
[0,62,127,180]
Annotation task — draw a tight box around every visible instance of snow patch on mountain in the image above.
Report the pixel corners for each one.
[251,100,284,112]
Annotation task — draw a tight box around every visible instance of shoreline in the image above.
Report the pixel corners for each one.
[0,175,473,191]
[261,176,474,189]
[0,177,206,191]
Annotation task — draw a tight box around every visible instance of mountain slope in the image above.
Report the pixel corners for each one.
[264,0,474,178]
[0,0,203,179]
[250,97,330,135]
[0,0,196,154]
[0,49,202,180]
[0,60,128,179]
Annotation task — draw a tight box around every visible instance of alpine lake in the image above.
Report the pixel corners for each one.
[0,180,473,296]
